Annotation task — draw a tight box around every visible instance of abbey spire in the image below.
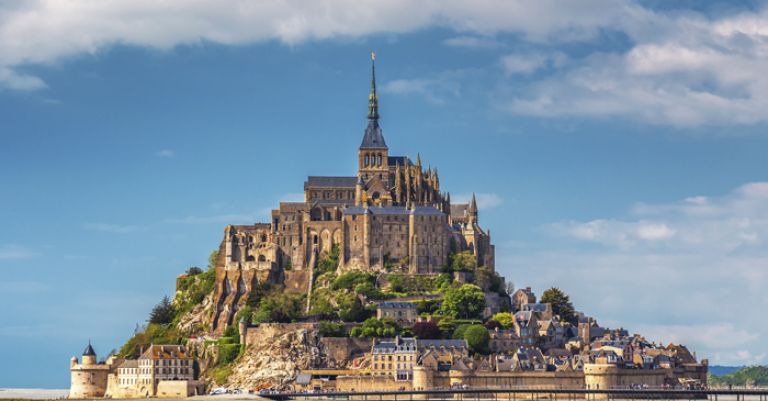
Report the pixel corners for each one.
[358,52,389,183]
[368,51,379,121]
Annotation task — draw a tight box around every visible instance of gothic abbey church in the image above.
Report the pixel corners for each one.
[211,57,495,331]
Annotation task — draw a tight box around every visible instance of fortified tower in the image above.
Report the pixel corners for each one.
[69,342,111,398]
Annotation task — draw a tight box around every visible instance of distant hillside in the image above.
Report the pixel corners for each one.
[709,366,746,376]
[709,366,768,387]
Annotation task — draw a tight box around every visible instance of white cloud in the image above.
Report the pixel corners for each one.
[381,71,465,105]
[0,0,636,92]
[0,244,36,259]
[164,212,264,225]
[444,36,501,49]
[502,52,567,75]
[516,181,768,365]
[156,149,175,158]
[507,8,768,126]
[1,1,768,126]
[0,67,46,91]
[82,222,141,233]
[550,181,768,251]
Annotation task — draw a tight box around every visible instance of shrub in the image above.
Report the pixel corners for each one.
[318,321,346,337]
[332,271,375,291]
[117,323,182,358]
[210,366,232,385]
[490,312,514,329]
[355,282,389,300]
[218,344,240,364]
[316,245,340,275]
[350,317,400,338]
[252,292,304,323]
[338,293,369,322]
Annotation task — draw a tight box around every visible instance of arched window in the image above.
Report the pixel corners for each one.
[364,154,370,166]
[377,154,382,166]
[258,255,266,262]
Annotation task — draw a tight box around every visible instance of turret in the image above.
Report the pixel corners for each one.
[355,176,364,206]
[82,341,97,365]
[469,193,478,225]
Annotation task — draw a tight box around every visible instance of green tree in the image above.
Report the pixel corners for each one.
[540,287,576,324]
[338,293,369,322]
[452,324,473,340]
[490,312,514,329]
[208,249,219,270]
[332,271,375,291]
[252,293,304,323]
[349,318,399,338]
[316,244,340,275]
[710,366,768,387]
[309,290,337,319]
[186,266,203,276]
[440,284,486,319]
[149,296,175,324]
[462,325,490,354]
[450,251,477,272]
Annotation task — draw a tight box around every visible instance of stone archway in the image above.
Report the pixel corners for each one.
[321,229,332,253]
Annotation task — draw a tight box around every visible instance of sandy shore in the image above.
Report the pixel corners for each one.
[0,388,69,400]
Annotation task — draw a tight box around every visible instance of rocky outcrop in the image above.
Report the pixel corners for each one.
[226,326,322,390]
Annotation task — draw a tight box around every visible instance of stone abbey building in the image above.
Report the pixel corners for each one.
[212,57,495,331]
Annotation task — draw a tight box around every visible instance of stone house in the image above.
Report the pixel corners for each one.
[489,328,520,354]
[106,345,198,398]
[376,301,418,324]
[511,287,536,312]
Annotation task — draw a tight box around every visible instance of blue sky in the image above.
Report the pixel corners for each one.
[2,0,768,388]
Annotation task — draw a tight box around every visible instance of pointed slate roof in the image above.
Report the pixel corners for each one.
[360,119,387,149]
[360,53,387,150]
[83,342,96,356]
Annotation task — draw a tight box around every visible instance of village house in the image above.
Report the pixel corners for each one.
[376,301,418,324]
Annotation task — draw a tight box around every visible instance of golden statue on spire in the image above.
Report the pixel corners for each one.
[371,51,375,61]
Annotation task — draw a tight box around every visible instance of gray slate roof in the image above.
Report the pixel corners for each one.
[344,206,445,216]
[304,176,358,188]
[360,120,387,149]
[83,343,96,356]
[378,301,416,309]
[388,156,412,166]
[418,339,468,349]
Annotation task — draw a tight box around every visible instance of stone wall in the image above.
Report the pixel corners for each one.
[336,375,412,392]
[242,322,318,348]
[284,270,311,294]
[319,337,373,369]
[584,364,666,392]
[156,380,199,398]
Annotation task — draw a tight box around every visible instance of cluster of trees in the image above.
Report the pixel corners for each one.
[710,366,768,387]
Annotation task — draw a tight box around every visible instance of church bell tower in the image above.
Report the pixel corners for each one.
[358,52,389,185]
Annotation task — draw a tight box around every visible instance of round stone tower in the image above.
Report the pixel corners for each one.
[69,342,109,399]
[412,366,434,398]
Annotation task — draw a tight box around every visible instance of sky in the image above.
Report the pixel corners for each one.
[1,0,768,388]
